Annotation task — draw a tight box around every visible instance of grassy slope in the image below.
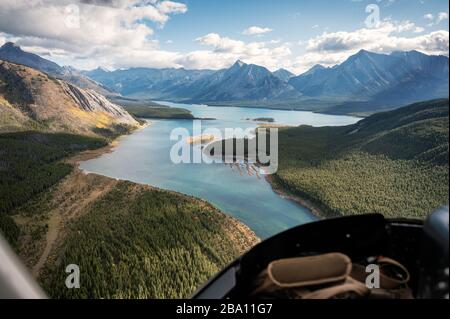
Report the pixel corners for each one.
[272,99,449,219]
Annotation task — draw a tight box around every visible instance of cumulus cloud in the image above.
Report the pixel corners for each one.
[109,17,448,74]
[0,0,187,69]
[242,26,273,36]
[196,33,246,54]
[0,1,448,74]
[437,12,449,23]
[290,19,449,72]
[157,1,187,14]
[191,33,292,70]
[424,11,449,26]
[424,13,435,21]
[308,20,448,55]
[414,27,425,33]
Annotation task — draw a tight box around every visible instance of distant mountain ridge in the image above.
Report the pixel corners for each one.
[83,66,215,98]
[288,50,449,105]
[85,49,448,112]
[83,60,301,103]
[183,60,301,103]
[1,42,448,114]
[273,68,295,82]
[0,42,61,74]
[0,42,116,96]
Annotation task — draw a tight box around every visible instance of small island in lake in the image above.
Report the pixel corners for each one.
[247,117,275,123]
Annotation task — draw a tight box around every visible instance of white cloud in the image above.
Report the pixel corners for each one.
[157,1,187,14]
[196,33,246,54]
[285,20,449,73]
[242,26,273,36]
[424,11,448,26]
[414,27,425,33]
[437,12,449,23]
[0,0,187,69]
[424,13,435,21]
[306,20,448,55]
[191,33,292,71]
[0,2,448,74]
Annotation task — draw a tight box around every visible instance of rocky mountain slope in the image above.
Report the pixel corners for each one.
[87,50,448,111]
[83,66,214,98]
[85,60,301,102]
[289,50,449,107]
[185,60,301,103]
[273,68,295,82]
[0,42,115,97]
[0,60,139,136]
[4,42,447,113]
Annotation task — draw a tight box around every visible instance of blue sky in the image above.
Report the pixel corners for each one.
[158,0,449,55]
[0,0,448,73]
[159,0,448,51]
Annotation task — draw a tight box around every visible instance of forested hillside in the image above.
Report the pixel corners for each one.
[0,130,258,298]
[39,181,256,298]
[0,61,259,299]
[271,99,449,219]
[0,132,106,244]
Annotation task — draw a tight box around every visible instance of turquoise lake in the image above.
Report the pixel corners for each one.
[80,102,360,238]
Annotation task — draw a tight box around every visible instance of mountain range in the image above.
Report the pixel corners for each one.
[288,50,449,111]
[273,68,295,82]
[1,42,448,114]
[83,60,303,104]
[175,60,302,103]
[84,49,449,113]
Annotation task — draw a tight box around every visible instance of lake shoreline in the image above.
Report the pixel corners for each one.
[265,174,328,220]
[74,132,323,234]
[68,121,151,165]
[155,99,366,118]
[68,123,261,244]
[78,104,359,237]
